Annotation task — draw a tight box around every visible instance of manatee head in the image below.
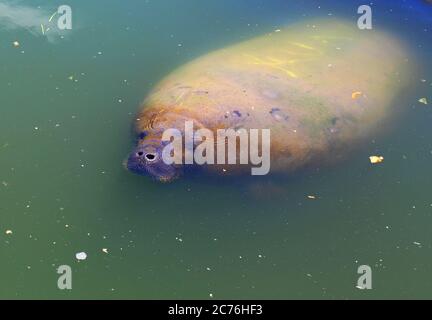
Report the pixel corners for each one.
[126,136,180,183]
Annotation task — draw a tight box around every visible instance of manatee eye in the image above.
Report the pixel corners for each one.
[145,153,157,162]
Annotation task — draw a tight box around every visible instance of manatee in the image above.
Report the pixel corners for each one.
[127,19,412,182]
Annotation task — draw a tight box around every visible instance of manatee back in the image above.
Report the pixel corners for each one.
[137,19,412,173]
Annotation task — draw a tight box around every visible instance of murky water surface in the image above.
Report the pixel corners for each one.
[1,0,431,299]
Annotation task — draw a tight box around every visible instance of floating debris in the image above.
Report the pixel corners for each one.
[13,41,20,48]
[351,91,363,99]
[41,24,45,35]
[75,252,87,260]
[369,156,384,164]
[418,97,428,105]
[49,11,57,23]
[307,195,317,200]
[5,230,13,235]
[102,248,109,254]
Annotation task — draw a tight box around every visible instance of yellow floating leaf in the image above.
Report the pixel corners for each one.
[369,156,384,164]
[352,91,362,99]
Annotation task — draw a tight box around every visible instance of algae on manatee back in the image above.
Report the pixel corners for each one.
[127,19,413,181]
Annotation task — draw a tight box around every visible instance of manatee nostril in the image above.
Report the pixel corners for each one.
[137,151,144,157]
[145,153,156,161]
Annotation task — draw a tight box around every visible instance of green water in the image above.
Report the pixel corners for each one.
[1,0,432,299]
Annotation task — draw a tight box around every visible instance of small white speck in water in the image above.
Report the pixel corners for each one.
[76,252,87,260]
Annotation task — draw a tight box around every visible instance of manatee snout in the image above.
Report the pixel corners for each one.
[126,141,179,182]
